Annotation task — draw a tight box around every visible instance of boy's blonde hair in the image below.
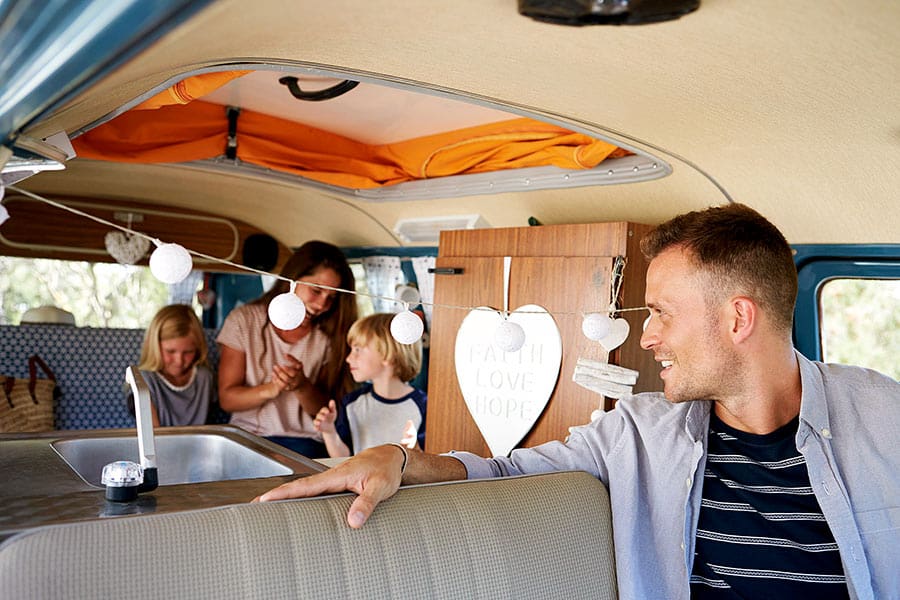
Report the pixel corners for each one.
[348,313,422,383]
[138,304,208,372]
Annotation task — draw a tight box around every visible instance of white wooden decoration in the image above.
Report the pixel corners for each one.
[454,304,563,456]
[598,317,630,352]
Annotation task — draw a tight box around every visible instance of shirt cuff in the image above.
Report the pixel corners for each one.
[441,450,498,479]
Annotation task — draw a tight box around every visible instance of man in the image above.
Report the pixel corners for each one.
[257,204,899,599]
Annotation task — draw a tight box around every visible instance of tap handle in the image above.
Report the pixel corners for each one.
[125,366,157,470]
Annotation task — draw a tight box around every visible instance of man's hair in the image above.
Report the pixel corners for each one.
[348,313,422,383]
[640,203,798,333]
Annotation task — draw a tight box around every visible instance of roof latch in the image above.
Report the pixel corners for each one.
[225,106,240,160]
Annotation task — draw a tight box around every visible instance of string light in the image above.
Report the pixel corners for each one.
[394,285,421,307]
[494,319,526,353]
[149,241,193,284]
[0,182,8,225]
[581,312,613,341]
[6,185,649,347]
[268,281,307,330]
[390,306,424,344]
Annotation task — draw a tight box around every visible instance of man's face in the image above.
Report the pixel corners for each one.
[639,246,739,403]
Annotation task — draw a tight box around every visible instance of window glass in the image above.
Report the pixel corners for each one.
[819,278,899,379]
[0,257,201,327]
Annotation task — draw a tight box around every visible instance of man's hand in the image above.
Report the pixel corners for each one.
[253,444,406,528]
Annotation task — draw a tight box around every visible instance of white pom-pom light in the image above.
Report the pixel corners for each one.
[0,183,8,225]
[390,309,424,344]
[581,313,613,341]
[149,242,193,284]
[394,285,421,307]
[268,283,306,330]
[494,319,526,353]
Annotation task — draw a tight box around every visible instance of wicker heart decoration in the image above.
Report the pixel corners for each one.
[104,231,150,265]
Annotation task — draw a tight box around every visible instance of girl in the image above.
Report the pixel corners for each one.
[216,241,357,458]
[126,304,216,427]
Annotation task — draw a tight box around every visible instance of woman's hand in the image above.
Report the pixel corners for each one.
[272,355,310,393]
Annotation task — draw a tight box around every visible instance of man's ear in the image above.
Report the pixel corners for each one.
[730,296,756,343]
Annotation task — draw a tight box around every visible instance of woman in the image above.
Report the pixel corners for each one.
[217,241,357,457]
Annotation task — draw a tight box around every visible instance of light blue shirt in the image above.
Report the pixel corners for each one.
[451,352,899,600]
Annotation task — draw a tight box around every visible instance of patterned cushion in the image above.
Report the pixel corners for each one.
[0,325,220,430]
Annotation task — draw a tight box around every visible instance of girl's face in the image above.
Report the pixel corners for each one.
[159,335,198,385]
[295,267,341,322]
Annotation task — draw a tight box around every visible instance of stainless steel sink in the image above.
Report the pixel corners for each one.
[50,426,323,486]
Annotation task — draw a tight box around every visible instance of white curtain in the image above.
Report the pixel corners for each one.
[412,256,436,331]
[361,256,405,313]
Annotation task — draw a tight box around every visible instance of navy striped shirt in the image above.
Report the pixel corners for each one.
[690,412,849,598]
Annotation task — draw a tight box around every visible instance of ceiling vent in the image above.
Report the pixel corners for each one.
[394,214,489,244]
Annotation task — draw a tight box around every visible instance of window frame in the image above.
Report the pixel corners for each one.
[792,244,900,362]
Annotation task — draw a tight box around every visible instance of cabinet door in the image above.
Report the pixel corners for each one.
[425,255,614,455]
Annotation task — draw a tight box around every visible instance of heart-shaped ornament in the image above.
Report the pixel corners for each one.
[598,317,630,352]
[104,231,150,265]
[454,304,562,456]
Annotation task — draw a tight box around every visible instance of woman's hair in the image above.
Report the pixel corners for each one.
[348,313,422,383]
[640,203,798,334]
[252,241,358,397]
[138,304,208,371]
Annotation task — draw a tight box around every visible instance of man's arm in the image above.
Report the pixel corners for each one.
[254,444,467,528]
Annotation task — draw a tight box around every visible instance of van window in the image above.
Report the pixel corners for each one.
[819,278,899,379]
[0,257,201,327]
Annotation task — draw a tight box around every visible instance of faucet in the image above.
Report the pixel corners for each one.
[101,366,159,501]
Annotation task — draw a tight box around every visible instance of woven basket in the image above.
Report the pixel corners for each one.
[0,355,57,432]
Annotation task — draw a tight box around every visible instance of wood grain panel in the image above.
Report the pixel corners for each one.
[425,221,663,456]
[614,222,660,394]
[0,194,291,273]
[439,222,632,258]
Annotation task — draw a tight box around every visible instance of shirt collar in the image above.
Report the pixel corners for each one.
[684,399,712,441]
[796,349,831,441]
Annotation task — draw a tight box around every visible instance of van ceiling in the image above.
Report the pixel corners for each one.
[8,0,900,248]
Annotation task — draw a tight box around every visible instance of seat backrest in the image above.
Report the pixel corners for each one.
[0,471,617,599]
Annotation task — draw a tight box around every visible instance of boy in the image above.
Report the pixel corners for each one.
[315,313,427,457]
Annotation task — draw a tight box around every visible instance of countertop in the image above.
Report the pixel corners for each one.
[0,427,324,542]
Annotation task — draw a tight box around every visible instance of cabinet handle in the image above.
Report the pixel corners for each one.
[428,267,464,275]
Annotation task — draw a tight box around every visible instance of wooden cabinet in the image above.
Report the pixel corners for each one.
[424,222,662,455]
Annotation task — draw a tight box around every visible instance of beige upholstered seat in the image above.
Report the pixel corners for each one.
[0,471,616,599]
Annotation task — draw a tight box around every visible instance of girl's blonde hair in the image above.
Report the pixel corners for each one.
[138,304,208,372]
[348,313,422,383]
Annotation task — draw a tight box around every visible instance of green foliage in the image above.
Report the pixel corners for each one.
[0,257,175,328]
[820,278,900,380]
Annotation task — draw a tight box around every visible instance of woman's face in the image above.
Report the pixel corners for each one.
[295,266,341,322]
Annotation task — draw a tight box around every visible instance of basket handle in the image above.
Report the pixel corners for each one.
[27,355,57,402]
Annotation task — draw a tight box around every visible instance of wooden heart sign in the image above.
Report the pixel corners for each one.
[454,304,562,457]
